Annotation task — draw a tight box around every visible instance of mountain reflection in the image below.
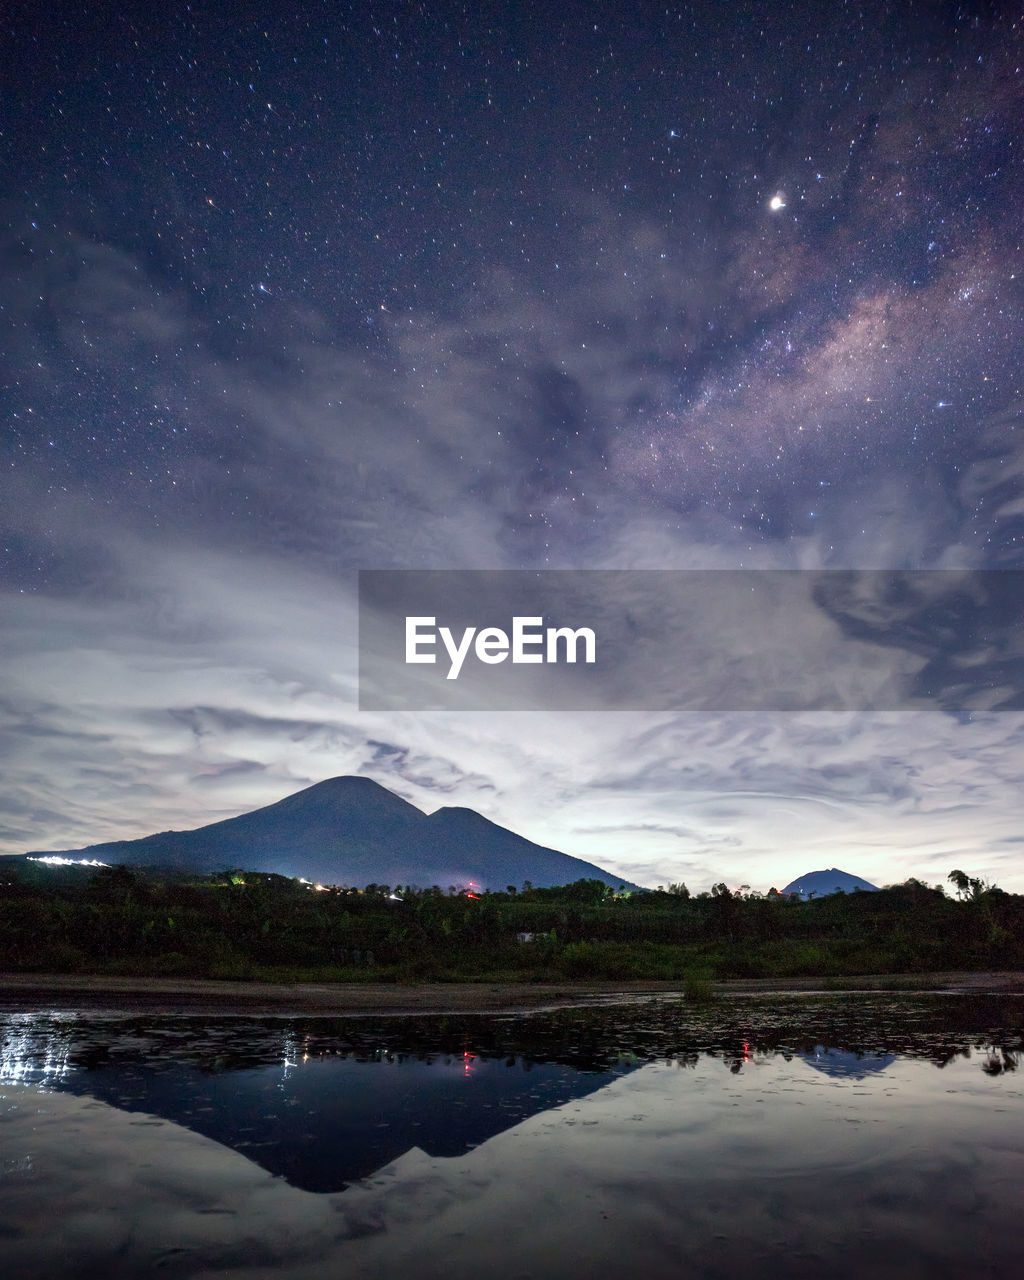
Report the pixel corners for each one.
[1,994,1021,1192]
[800,1046,897,1078]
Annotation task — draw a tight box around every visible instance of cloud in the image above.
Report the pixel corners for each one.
[9,522,1020,888]
[3,85,1023,890]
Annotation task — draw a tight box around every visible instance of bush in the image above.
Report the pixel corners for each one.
[682,969,715,1001]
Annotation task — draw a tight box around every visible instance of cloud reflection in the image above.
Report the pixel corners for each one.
[2,1040,1022,1279]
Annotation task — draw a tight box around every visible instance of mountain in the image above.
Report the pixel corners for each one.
[780,868,879,899]
[26,775,642,892]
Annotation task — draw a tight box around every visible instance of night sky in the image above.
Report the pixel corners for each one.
[3,1,1023,891]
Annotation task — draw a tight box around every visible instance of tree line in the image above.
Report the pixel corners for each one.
[1,859,1020,983]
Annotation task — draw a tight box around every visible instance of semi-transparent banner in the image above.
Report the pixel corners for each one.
[358,570,1024,712]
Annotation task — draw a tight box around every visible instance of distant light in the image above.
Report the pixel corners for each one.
[27,856,110,867]
[769,194,786,211]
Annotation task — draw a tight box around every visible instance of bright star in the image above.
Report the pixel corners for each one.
[769,194,786,211]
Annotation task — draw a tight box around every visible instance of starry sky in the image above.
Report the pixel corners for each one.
[3,1,1023,892]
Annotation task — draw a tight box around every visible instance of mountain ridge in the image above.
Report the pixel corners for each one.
[27,775,644,892]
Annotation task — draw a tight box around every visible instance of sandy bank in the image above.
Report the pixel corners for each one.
[1,970,1022,1016]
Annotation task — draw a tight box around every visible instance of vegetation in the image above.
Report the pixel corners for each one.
[1,860,1021,983]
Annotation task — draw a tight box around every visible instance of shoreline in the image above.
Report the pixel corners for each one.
[2,970,1023,1016]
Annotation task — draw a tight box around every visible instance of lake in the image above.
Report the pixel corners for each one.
[1,993,1021,1278]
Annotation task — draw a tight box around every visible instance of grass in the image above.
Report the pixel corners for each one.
[682,970,715,1002]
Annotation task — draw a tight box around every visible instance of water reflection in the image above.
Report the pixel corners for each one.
[1,995,1022,1278]
[0,1011,74,1085]
[800,1047,897,1078]
[0,1013,642,1190]
[1,995,1022,1190]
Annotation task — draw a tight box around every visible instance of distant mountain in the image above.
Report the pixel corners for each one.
[27,776,643,892]
[781,868,879,899]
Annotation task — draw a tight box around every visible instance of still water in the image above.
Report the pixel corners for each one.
[1,994,1021,1278]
